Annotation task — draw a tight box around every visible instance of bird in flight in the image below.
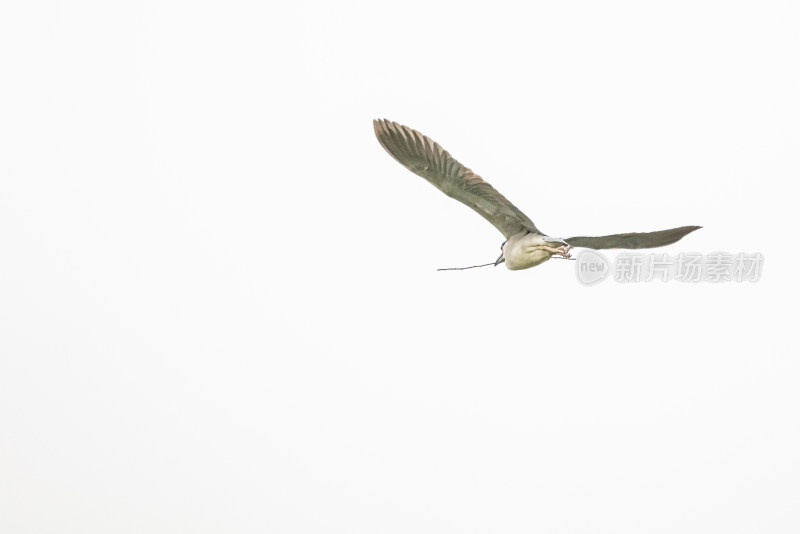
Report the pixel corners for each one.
[373,119,701,270]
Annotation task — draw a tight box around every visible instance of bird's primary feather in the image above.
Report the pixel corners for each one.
[565,226,702,250]
[373,119,541,239]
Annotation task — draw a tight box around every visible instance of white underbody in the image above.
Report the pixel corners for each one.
[502,231,572,270]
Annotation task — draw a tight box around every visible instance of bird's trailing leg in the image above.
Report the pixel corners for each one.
[540,243,573,259]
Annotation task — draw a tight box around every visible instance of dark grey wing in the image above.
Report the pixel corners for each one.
[565,225,701,249]
[374,119,540,239]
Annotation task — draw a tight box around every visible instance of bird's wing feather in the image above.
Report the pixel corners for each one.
[374,119,540,239]
[565,225,701,249]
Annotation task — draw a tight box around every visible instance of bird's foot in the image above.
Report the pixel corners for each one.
[542,244,573,259]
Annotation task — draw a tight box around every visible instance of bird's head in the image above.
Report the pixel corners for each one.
[494,240,507,266]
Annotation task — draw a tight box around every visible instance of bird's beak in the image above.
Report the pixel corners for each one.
[494,253,505,266]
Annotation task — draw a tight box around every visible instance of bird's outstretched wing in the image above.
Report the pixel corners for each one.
[565,226,701,249]
[374,119,540,239]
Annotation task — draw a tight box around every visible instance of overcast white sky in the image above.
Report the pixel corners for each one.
[1,1,799,533]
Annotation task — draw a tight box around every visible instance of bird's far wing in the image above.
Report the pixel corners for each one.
[565,225,701,249]
[373,119,540,239]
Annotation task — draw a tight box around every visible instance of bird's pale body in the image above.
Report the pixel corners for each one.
[502,231,571,270]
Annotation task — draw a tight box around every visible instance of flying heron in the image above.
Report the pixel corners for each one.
[373,119,701,270]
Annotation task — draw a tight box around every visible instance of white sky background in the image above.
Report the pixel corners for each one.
[1,1,799,533]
